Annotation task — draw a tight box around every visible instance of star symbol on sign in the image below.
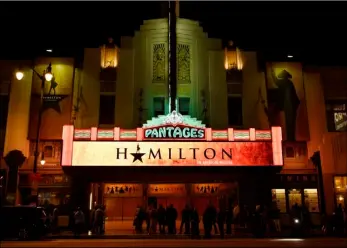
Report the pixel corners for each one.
[130,152,146,163]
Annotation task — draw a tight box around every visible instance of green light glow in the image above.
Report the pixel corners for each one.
[143,111,205,128]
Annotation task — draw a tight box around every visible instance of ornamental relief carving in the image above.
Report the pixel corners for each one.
[152,43,191,84]
[152,43,166,83]
[177,44,191,84]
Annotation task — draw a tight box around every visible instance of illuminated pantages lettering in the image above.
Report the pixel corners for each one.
[144,126,205,139]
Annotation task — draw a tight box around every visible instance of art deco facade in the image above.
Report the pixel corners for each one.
[0,17,346,220]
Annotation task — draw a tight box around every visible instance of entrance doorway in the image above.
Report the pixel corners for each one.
[148,196,187,220]
[104,197,143,220]
[147,184,187,220]
[103,183,143,221]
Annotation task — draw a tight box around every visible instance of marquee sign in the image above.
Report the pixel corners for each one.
[143,111,206,140]
[61,112,283,166]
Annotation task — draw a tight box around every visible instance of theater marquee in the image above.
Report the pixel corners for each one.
[70,141,275,166]
[61,111,283,166]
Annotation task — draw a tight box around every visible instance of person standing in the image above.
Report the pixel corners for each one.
[225,207,233,235]
[52,206,59,234]
[157,204,166,234]
[146,205,152,234]
[203,202,216,239]
[94,206,104,235]
[190,207,200,239]
[271,204,281,233]
[73,207,85,238]
[166,204,178,234]
[180,204,191,234]
[150,206,158,234]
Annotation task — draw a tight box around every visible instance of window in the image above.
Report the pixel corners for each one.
[99,95,115,125]
[153,97,165,116]
[326,101,347,132]
[178,97,190,115]
[285,146,295,158]
[227,97,243,126]
[334,176,347,193]
[43,145,53,158]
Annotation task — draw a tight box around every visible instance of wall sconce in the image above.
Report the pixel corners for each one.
[40,153,45,166]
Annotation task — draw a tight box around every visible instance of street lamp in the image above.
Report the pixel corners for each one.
[15,63,53,175]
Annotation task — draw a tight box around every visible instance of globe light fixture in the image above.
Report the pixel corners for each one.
[44,72,53,82]
[16,71,24,80]
[44,63,53,82]
[40,152,45,166]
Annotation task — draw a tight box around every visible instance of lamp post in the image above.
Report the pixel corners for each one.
[16,63,53,203]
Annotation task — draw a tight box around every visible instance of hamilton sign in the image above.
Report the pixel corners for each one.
[142,110,206,140]
[71,141,274,166]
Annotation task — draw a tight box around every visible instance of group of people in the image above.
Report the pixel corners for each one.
[133,201,238,238]
[46,201,347,238]
[133,203,178,234]
[71,205,106,237]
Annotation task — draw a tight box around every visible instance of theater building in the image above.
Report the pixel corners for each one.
[1,9,347,225]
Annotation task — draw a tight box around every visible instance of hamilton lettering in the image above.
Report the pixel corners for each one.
[144,126,205,139]
[149,149,162,159]
[117,146,233,162]
[116,148,128,159]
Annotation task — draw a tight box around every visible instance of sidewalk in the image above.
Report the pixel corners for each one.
[48,229,317,239]
[47,221,325,239]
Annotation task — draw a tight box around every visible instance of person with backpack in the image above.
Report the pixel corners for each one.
[73,207,85,237]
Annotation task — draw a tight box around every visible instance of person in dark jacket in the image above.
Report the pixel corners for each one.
[271,204,281,233]
[180,204,191,234]
[157,204,166,234]
[203,202,217,239]
[190,207,200,238]
[166,204,178,234]
[217,208,226,239]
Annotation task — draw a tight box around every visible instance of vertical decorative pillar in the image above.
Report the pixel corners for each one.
[168,0,177,112]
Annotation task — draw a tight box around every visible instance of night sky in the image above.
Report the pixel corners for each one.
[1,1,346,64]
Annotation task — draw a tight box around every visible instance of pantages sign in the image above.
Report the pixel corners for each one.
[142,111,206,140]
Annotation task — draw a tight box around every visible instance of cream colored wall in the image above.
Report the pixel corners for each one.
[115,49,135,128]
[3,68,32,162]
[208,51,228,129]
[242,52,269,130]
[77,48,101,128]
[176,18,210,118]
[128,18,222,126]
[133,18,168,120]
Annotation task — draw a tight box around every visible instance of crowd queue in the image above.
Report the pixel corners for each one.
[44,201,347,238]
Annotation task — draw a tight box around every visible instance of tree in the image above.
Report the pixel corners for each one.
[4,149,26,170]
[3,150,26,205]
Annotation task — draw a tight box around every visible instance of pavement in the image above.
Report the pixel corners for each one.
[2,238,347,248]
[46,220,322,239]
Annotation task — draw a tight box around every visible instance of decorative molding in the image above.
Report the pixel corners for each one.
[177,44,191,83]
[152,43,166,83]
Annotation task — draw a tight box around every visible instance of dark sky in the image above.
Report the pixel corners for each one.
[1,1,346,63]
